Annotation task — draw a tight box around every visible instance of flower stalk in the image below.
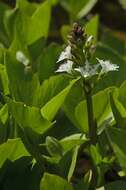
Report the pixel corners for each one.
[83,81,97,145]
[56,22,119,145]
[55,23,119,189]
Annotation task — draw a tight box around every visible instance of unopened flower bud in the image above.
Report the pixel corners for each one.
[72,23,84,38]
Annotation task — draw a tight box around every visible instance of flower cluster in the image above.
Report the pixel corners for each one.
[56,23,119,81]
[56,45,119,78]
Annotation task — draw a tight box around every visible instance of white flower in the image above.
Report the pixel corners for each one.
[74,60,99,78]
[97,58,119,74]
[16,51,30,66]
[56,45,73,74]
[57,45,72,63]
[56,60,73,74]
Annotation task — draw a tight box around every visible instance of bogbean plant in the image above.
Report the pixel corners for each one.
[1,1,126,190]
[55,23,119,189]
[56,23,118,146]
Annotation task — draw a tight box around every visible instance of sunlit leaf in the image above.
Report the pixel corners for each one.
[85,15,99,43]
[75,88,111,132]
[40,173,73,190]
[60,133,87,152]
[41,78,78,121]
[60,0,98,19]
[7,98,53,134]
[0,138,29,168]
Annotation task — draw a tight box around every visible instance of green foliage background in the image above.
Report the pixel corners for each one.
[0,0,126,190]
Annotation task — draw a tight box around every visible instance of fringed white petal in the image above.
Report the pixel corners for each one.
[74,60,99,78]
[97,58,119,74]
[56,60,73,74]
[57,45,72,63]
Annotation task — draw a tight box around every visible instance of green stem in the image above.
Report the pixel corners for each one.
[84,81,97,145]
[83,81,98,189]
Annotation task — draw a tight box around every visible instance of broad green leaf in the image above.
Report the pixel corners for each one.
[17,126,47,171]
[9,12,28,51]
[4,7,19,43]
[7,1,51,46]
[60,0,97,20]
[0,2,10,47]
[16,0,38,16]
[57,145,81,180]
[38,75,69,108]
[28,37,45,61]
[0,104,9,143]
[105,180,126,190]
[41,78,78,121]
[110,88,126,127]
[60,133,87,152]
[58,149,74,178]
[51,0,59,5]
[119,80,126,108]
[0,64,9,95]
[77,0,98,19]
[38,43,61,82]
[85,15,99,43]
[5,51,40,106]
[42,112,79,143]
[0,104,8,125]
[101,30,125,56]
[7,98,53,134]
[27,0,51,44]
[60,25,70,43]
[0,48,5,64]
[46,136,63,157]
[63,80,84,131]
[40,173,73,190]
[106,127,126,173]
[90,145,102,166]
[0,2,9,29]
[0,124,8,144]
[0,138,29,168]
[75,88,111,132]
[90,145,109,186]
